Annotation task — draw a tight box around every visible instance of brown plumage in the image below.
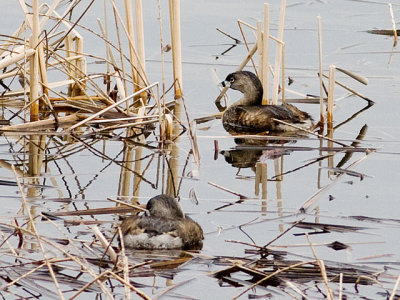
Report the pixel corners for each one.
[120,194,203,250]
[221,71,314,134]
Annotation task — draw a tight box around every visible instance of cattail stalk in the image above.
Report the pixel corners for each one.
[271,0,286,105]
[389,3,398,47]
[169,0,183,99]
[327,65,335,125]
[30,0,40,121]
[123,0,138,91]
[317,15,325,125]
[262,3,270,105]
[257,21,263,82]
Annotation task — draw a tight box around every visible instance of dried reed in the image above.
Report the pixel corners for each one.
[271,0,286,105]
[317,15,325,125]
[389,3,398,47]
[262,3,269,105]
[327,65,335,125]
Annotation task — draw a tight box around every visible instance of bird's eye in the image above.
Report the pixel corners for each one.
[229,77,235,83]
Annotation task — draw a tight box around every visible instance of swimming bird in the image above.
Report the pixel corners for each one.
[120,194,203,250]
[220,71,314,134]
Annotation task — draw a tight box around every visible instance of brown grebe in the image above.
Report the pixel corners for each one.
[120,194,203,250]
[221,71,314,134]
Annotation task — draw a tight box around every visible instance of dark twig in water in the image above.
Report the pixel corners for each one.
[216,27,241,44]
[263,219,304,248]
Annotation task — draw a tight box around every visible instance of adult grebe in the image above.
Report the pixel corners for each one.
[120,194,203,250]
[221,71,314,134]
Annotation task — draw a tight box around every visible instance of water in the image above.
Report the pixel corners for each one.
[1,0,400,299]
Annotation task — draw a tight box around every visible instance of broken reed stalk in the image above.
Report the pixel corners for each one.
[2,261,47,290]
[117,228,131,300]
[123,0,138,90]
[30,0,40,122]
[0,48,35,69]
[66,82,158,131]
[28,0,43,179]
[255,162,267,198]
[262,3,270,105]
[38,43,49,97]
[335,67,368,85]
[305,233,334,300]
[133,107,146,199]
[136,0,147,101]
[111,15,128,99]
[104,0,111,94]
[339,273,344,300]
[389,274,400,300]
[237,21,258,74]
[232,260,316,300]
[108,198,146,211]
[317,15,324,125]
[257,21,263,82]
[169,0,183,99]
[92,225,118,263]
[271,0,286,105]
[281,43,285,103]
[32,222,115,298]
[208,181,248,199]
[11,165,65,299]
[327,65,335,125]
[321,73,373,104]
[153,279,195,300]
[389,3,398,47]
[110,0,149,89]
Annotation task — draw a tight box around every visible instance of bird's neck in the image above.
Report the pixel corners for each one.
[230,85,263,106]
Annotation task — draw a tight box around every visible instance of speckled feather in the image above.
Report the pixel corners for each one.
[223,103,313,134]
[121,215,203,250]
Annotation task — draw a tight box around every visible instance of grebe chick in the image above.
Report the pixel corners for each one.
[221,71,314,134]
[120,194,203,250]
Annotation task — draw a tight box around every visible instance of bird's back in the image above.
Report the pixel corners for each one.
[222,103,313,134]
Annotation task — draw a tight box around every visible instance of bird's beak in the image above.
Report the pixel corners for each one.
[219,80,230,88]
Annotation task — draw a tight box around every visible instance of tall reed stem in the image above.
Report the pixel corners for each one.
[271,0,286,105]
[317,15,325,125]
[262,3,269,105]
[169,0,183,99]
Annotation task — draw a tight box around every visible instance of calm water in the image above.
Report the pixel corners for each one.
[1,0,400,299]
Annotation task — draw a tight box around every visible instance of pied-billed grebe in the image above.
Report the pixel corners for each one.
[120,194,203,250]
[221,71,314,134]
